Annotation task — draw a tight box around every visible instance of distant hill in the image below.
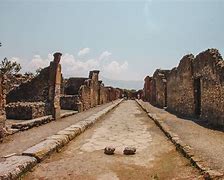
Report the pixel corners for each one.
[101,77,143,90]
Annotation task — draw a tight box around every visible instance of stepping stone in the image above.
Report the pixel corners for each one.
[123,147,136,155]
[104,146,115,155]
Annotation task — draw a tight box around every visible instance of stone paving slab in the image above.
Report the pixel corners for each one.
[0,155,37,180]
[136,100,224,179]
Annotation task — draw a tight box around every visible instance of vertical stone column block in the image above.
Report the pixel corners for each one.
[0,75,6,140]
[49,52,62,120]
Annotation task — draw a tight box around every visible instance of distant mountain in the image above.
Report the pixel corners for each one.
[101,77,143,90]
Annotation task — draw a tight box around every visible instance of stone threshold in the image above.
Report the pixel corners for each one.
[136,99,224,180]
[6,111,78,134]
[0,99,123,180]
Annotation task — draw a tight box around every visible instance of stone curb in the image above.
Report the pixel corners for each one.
[0,155,37,180]
[0,99,123,180]
[136,100,224,179]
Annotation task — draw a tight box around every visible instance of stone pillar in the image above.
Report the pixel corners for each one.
[49,52,62,120]
[89,70,100,107]
[0,75,6,141]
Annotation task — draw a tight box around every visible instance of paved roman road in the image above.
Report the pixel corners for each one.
[23,100,201,180]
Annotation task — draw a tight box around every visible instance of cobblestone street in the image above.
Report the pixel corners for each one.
[24,100,201,179]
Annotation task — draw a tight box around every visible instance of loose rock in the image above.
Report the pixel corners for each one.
[104,146,115,155]
[123,147,136,155]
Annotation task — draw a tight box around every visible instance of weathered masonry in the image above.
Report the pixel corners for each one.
[0,75,6,140]
[6,52,62,120]
[167,54,195,117]
[143,69,169,108]
[143,76,152,102]
[143,48,224,127]
[60,77,87,111]
[61,70,122,112]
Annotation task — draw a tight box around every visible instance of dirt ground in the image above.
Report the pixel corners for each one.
[23,100,201,180]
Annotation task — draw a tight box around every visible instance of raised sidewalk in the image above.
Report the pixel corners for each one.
[137,100,224,179]
[0,99,122,179]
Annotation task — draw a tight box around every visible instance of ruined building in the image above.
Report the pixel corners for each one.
[143,76,152,102]
[144,69,169,108]
[0,75,6,140]
[60,70,122,112]
[79,70,101,110]
[143,48,224,127]
[166,54,195,116]
[6,52,62,120]
[60,77,87,111]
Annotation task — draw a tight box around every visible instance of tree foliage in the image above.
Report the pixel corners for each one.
[0,58,21,75]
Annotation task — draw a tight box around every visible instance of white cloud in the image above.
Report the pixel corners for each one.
[46,53,99,77]
[102,61,128,80]
[99,51,112,61]
[28,55,51,70]
[78,48,90,56]
[10,51,132,80]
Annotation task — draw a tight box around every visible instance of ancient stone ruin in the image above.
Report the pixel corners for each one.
[6,52,62,120]
[0,74,6,140]
[61,70,124,112]
[143,48,224,127]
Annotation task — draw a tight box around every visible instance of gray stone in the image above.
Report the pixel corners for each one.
[123,147,136,155]
[0,155,37,180]
[22,139,60,162]
[104,146,115,155]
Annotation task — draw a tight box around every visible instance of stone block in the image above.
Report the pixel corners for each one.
[57,129,80,140]
[60,95,80,111]
[47,134,70,147]
[6,102,45,120]
[22,139,60,162]
[0,155,37,180]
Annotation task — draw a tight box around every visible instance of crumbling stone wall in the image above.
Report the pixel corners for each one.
[143,76,152,102]
[147,48,224,126]
[6,102,45,120]
[193,49,224,126]
[6,74,33,94]
[0,75,6,140]
[89,70,100,108]
[106,87,122,101]
[60,95,80,111]
[64,77,88,95]
[79,80,91,111]
[78,70,101,110]
[151,69,170,108]
[99,83,109,105]
[167,54,195,116]
[6,52,62,120]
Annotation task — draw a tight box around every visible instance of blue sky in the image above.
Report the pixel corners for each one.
[0,0,224,81]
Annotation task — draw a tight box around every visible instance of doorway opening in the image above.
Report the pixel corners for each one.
[194,78,201,117]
